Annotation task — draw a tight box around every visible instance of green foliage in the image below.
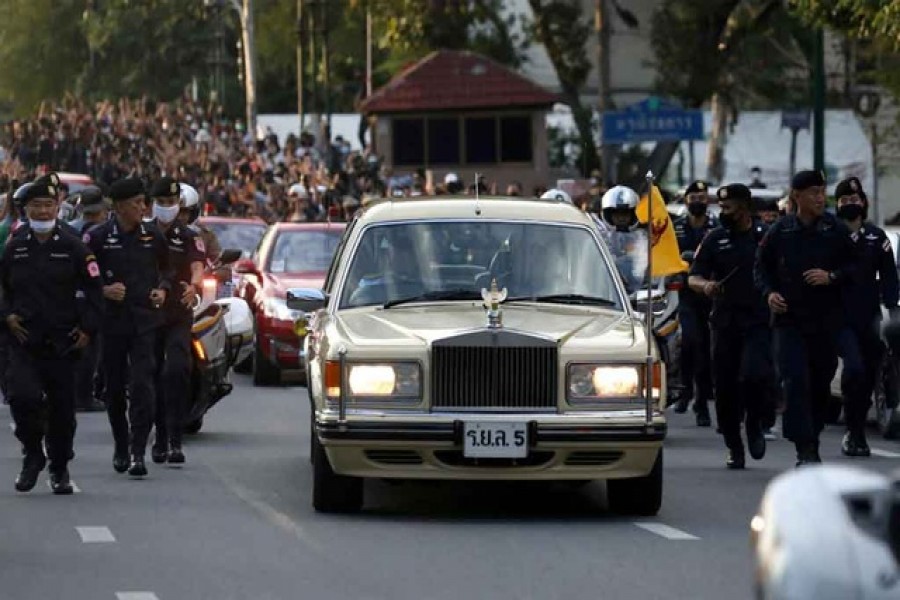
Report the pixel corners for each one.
[789,0,900,50]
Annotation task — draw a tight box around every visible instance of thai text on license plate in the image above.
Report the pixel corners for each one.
[463,422,528,459]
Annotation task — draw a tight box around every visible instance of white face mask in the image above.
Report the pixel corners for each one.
[152,203,179,224]
[29,219,55,233]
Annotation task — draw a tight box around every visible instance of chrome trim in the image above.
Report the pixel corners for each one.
[338,347,347,424]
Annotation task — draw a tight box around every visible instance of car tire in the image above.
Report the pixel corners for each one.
[234,354,252,374]
[252,338,281,387]
[312,433,363,513]
[184,417,204,434]
[606,449,663,516]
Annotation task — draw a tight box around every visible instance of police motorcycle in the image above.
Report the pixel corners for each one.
[751,465,900,600]
[184,248,255,433]
[599,186,683,400]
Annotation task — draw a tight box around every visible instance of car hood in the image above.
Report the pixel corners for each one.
[331,303,646,358]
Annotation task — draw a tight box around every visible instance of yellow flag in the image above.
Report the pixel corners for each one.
[634,184,689,277]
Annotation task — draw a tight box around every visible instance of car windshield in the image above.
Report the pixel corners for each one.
[339,221,623,310]
[202,221,267,259]
[268,229,343,273]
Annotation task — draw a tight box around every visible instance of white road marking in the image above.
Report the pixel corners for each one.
[634,522,700,540]
[116,594,159,600]
[871,447,900,458]
[76,526,115,543]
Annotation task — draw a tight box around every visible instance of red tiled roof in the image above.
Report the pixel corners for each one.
[360,50,560,114]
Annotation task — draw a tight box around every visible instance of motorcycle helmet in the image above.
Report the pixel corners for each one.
[540,188,573,204]
[179,183,201,225]
[601,185,639,232]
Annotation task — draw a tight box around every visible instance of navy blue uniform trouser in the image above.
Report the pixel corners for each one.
[75,335,101,408]
[153,318,192,449]
[711,325,772,448]
[774,326,839,445]
[679,303,713,403]
[103,330,157,456]
[837,324,884,434]
[7,347,76,469]
[0,329,9,400]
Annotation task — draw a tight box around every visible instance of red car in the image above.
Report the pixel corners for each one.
[234,222,347,385]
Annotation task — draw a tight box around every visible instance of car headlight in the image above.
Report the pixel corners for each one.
[326,361,421,400]
[567,363,661,402]
[264,297,298,322]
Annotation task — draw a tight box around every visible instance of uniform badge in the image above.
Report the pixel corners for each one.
[718,188,728,199]
[170,182,179,195]
[883,239,892,252]
[195,238,205,254]
[850,180,859,192]
[87,261,100,278]
[82,233,91,244]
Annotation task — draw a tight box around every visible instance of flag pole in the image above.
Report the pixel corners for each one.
[644,170,655,425]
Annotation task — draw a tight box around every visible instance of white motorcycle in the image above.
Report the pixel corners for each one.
[185,249,254,433]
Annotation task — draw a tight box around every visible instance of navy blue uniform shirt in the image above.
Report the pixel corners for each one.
[691,220,770,329]
[754,213,858,333]
[157,220,205,319]
[843,222,899,330]
[675,213,718,308]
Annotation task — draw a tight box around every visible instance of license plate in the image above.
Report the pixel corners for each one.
[463,422,528,459]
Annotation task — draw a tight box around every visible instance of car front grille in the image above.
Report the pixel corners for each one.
[431,331,558,411]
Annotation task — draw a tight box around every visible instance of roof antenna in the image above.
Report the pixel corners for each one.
[474,172,482,216]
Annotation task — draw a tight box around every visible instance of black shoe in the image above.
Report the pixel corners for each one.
[151,446,168,464]
[696,410,711,427]
[113,450,129,473]
[167,446,185,466]
[795,442,822,467]
[49,469,73,495]
[75,398,106,413]
[15,452,46,492]
[674,395,690,414]
[746,424,767,461]
[726,447,745,469]
[128,456,147,478]
[841,431,871,458]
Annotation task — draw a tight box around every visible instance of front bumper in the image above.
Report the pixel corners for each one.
[316,414,666,480]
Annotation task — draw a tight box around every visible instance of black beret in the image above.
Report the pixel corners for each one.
[834,177,867,201]
[108,177,146,202]
[685,180,708,196]
[717,183,752,203]
[78,185,110,213]
[791,170,826,191]
[149,176,180,198]
[20,174,60,204]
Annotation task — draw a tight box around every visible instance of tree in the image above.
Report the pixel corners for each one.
[526,0,599,176]
[789,1,900,51]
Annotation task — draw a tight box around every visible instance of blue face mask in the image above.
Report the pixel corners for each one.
[152,203,179,224]
[29,219,55,233]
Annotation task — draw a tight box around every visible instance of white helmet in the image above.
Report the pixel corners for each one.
[540,188,573,204]
[601,185,639,231]
[179,183,201,224]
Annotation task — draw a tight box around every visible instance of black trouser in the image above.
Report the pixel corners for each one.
[838,324,884,434]
[0,329,10,401]
[75,334,102,408]
[7,346,76,471]
[679,302,713,405]
[711,325,772,449]
[153,317,192,450]
[774,326,839,445]
[103,330,157,457]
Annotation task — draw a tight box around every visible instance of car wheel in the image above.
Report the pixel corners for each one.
[184,417,204,434]
[233,354,252,374]
[312,433,363,513]
[607,449,663,516]
[252,338,281,386]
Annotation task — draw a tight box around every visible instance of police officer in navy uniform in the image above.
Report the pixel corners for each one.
[689,184,771,468]
[68,186,110,235]
[148,178,205,465]
[84,177,172,478]
[833,176,899,456]
[673,180,717,426]
[0,174,104,493]
[755,170,858,465]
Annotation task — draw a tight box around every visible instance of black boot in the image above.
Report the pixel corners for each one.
[746,422,767,461]
[151,444,168,464]
[113,445,129,473]
[841,430,871,457]
[167,444,185,466]
[726,445,745,470]
[49,468,73,495]
[674,393,690,414]
[15,451,46,492]
[695,401,712,427]
[795,441,822,467]
[127,455,147,478]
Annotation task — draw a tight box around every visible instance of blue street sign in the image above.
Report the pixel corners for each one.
[781,109,811,131]
[602,97,704,144]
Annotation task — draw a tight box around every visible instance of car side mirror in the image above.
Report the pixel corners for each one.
[286,288,327,313]
[219,248,242,265]
[233,258,258,275]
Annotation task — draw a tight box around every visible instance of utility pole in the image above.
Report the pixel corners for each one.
[596,0,615,185]
[321,0,332,141]
[812,28,825,173]
[365,0,373,97]
[240,0,258,140]
[297,0,305,133]
[308,0,319,130]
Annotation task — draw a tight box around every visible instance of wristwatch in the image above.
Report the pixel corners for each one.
[828,271,837,284]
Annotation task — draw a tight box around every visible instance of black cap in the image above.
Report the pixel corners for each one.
[108,177,146,202]
[834,176,867,201]
[685,180,708,196]
[78,185,110,214]
[149,177,180,199]
[716,183,752,203]
[791,170,826,191]
[20,174,60,204]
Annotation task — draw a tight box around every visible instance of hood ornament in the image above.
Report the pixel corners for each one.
[481,278,508,329]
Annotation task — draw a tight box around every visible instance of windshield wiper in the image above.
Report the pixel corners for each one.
[507,293,617,307]
[383,289,483,309]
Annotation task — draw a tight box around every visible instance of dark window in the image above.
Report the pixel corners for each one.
[393,119,424,166]
[464,117,497,164]
[500,116,533,162]
[427,118,460,165]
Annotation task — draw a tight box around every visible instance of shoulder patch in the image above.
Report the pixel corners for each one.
[195,237,205,254]
[83,232,91,244]
[87,261,100,278]
[883,239,892,252]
